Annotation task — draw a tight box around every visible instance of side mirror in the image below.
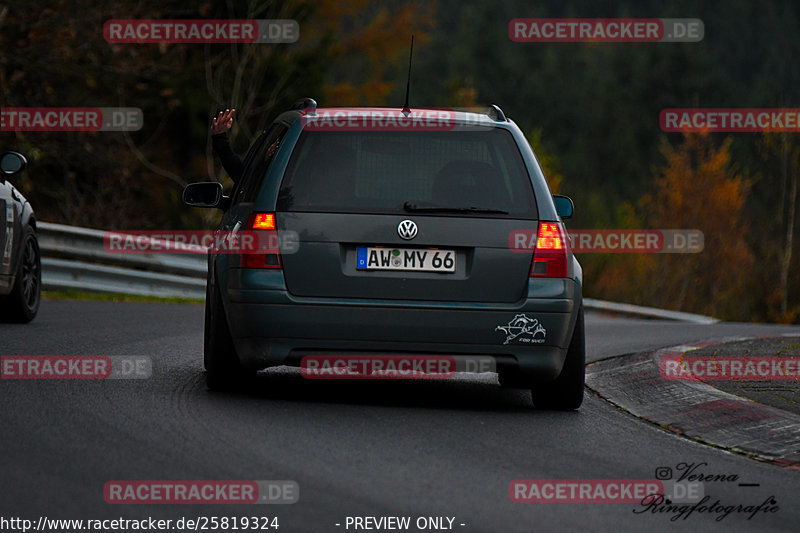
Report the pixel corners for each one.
[183,182,228,210]
[1,151,27,176]
[553,195,574,219]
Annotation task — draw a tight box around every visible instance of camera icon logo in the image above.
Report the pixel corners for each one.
[655,467,672,480]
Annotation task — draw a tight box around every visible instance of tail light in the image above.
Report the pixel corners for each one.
[239,212,282,269]
[530,221,569,278]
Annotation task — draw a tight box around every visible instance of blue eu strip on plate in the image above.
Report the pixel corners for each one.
[357,247,368,269]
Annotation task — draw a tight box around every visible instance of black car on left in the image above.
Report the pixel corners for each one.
[0,151,40,322]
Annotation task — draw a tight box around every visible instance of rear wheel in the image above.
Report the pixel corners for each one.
[204,273,254,391]
[1,226,41,323]
[531,306,585,410]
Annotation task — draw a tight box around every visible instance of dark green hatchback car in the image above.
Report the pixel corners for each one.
[185,100,584,409]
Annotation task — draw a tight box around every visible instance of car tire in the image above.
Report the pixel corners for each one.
[531,306,585,410]
[1,225,41,323]
[204,272,254,391]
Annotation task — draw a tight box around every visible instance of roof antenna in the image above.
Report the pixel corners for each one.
[401,35,414,117]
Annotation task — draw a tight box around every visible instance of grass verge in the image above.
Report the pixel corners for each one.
[42,289,203,304]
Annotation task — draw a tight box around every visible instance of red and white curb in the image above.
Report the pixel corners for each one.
[585,335,800,470]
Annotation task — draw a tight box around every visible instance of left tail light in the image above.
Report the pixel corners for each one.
[239,212,281,269]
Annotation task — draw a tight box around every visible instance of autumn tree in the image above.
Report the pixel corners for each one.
[642,133,753,318]
[310,1,435,106]
[754,132,800,322]
[589,133,755,320]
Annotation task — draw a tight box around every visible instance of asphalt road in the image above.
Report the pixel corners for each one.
[2,301,800,532]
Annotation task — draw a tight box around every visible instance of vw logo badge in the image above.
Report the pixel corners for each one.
[398,219,418,240]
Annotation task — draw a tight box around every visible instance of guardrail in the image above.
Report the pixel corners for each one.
[583,298,718,324]
[36,221,720,322]
[38,222,207,299]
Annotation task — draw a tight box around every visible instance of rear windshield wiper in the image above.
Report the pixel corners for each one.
[403,202,508,215]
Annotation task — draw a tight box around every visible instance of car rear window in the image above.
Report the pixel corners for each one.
[276,128,537,218]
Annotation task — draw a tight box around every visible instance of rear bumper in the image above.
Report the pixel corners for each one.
[223,269,581,380]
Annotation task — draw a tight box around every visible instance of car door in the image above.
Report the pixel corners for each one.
[214,124,289,273]
[224,123,289,237]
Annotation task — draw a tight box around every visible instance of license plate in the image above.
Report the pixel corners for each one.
[357,247,456,272]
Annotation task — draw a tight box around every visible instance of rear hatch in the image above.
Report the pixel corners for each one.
[275,127,539,303]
